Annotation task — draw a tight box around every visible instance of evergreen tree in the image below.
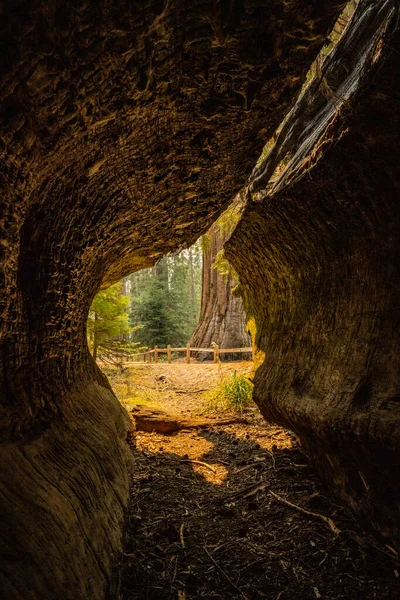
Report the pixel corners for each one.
[87,282,142,364]
[135,271,176,347]
[129,244,202,348]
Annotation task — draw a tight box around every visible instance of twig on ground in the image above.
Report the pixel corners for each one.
[174,389,208,394]
[172,556,178,582]
[224,481,261,499]
[179,523,185,549]
[269,491,341,536]
[264,449,276,469]
[180,459,216,473]
[203,546,248,600]
[243,481,269,499]
[234,459,267,474]
[223,479,268,500]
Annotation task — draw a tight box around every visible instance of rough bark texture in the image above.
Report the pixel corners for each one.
[0,1,342,598]
[226,0,400,548]
[189,222,250,353]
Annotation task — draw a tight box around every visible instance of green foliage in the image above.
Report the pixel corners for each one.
[130,243,202,348]
[88,282,131,341]
[87,242,203,360]
[205,371,253,413]
[132,274,176,347]
[87,282,144,364]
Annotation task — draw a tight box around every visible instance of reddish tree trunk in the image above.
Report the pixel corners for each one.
[189,223,250,353]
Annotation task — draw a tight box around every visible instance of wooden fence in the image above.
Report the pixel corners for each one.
[135,343,253,364]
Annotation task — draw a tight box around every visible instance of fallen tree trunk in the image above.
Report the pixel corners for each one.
[130,405,247,434]
[0,0,384,600]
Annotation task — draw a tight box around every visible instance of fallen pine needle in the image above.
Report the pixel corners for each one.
[203,546,248,600]
[269,491,341,536]
[180,459,216,473]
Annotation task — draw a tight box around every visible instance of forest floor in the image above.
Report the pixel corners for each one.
[104,362,400,600]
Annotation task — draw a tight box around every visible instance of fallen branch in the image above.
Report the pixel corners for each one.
[269,491,341,536]
[130,405,247,433]
[203,546,248,600]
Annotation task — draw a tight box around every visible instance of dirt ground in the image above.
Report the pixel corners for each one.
[104,361,253,415]
[105,362,400,600]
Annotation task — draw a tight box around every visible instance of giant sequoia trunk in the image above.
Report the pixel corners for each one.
[226,0,400,547]
[189,222,250,352]
[0,2,343,598]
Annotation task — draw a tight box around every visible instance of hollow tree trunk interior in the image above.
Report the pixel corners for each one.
[0,1,399,598]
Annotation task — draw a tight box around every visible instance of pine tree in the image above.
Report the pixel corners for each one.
[129,246,202,348]
[87,282,143,365]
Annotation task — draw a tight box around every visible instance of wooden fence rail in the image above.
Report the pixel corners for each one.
[131,343,254,364]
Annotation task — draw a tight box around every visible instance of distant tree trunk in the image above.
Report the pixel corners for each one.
[121,277,129,296]
[154,255,169,282]
[188,247,197,325]
[189,222,250,354]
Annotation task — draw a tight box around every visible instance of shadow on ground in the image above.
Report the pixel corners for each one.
[120,419,400,600]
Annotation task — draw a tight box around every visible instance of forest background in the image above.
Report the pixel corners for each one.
[86,203,250,365]
[87,241,203,362]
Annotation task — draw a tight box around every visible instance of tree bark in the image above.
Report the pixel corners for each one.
[0,1,359,597]
[188,247,197,325]
[190,222,250,353]
[226,0,400,548]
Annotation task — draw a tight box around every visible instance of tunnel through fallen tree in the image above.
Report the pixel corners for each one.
[0,1,399,598]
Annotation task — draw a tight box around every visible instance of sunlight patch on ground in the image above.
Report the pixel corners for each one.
[135,431,229,484]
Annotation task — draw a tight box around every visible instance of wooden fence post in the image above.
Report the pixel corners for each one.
[167,344,171,364]
[154,345,159,363]
[186,343,191,364]
[213,343,219,363]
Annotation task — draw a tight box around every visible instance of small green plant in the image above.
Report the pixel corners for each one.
[206,371,253,414]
